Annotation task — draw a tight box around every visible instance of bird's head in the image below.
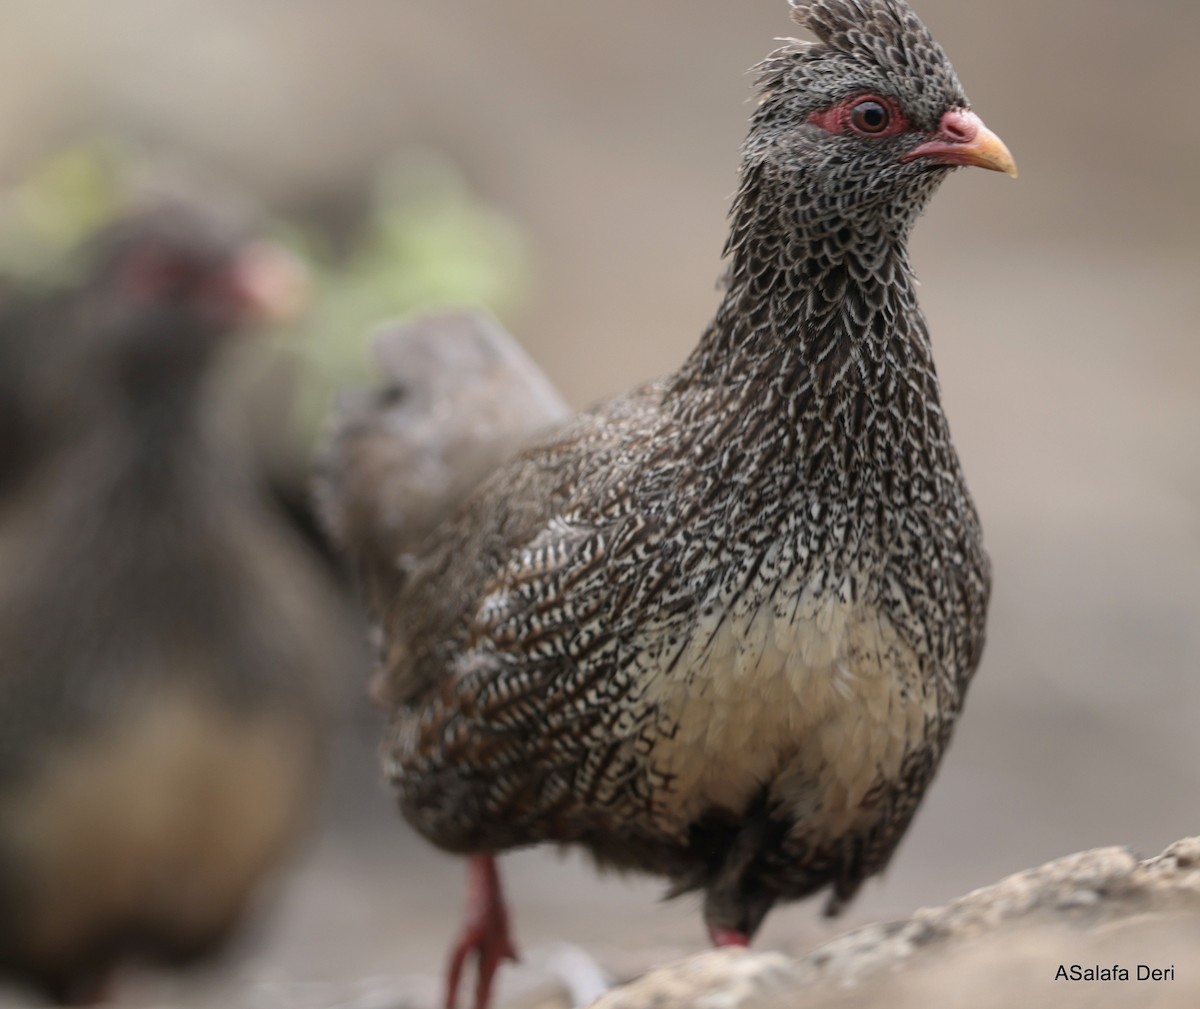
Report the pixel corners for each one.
[743,0,1015,241]
[94,205,303,339]
[72,203,307,395]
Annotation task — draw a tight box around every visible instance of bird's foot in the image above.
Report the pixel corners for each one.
[708,927,750,948]
[445,854,519,1009]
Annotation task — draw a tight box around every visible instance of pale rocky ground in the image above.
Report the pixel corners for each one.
[589,837,1200,1009]
[0,2,1197,1007]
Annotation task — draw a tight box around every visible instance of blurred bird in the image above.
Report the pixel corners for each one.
[317,2,1015,1008]
[0,277,54,496]
[0,203,351,1004]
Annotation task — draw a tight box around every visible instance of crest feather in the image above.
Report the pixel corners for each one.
[790,0,931,56]
[783,0,967,117]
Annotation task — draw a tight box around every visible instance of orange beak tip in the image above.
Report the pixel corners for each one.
[904,112,1018,180]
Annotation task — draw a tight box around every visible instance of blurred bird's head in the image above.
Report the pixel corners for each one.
[75,204,306,391]
[741,0,1015,240]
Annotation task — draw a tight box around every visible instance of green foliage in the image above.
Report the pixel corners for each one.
[0,141,531,455]
[0,141,128,282]
[286,150,530,447]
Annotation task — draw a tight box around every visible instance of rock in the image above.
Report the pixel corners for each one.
[586,838,1200,1009]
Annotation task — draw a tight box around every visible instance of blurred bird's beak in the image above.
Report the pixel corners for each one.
[903,109,1018,178]
[230,241,311,324]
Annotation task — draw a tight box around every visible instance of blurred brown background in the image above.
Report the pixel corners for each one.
[1,1,1197,1006]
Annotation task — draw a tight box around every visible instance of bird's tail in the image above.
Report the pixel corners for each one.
[313,310,568,614]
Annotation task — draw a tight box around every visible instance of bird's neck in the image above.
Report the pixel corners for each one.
[677,176,936,401]
[76,367,229,504]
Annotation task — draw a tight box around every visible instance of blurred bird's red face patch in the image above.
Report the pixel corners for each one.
[116,240,308,327]
[118,246,212,305]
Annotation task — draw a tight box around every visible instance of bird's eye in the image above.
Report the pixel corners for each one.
[119,248,205,301]
[850,100,891,135]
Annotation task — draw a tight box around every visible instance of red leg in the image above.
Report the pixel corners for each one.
[445,854,519,1009]
[709,926,750,948]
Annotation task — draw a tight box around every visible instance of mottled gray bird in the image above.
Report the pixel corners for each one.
[0,205,350,1004]
[318,2,1015,1007]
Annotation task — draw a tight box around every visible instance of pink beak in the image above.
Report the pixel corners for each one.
[228,241,311,324]
[903,109,1018,178]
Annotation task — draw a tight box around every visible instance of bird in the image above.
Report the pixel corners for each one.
[0,203,352,1004]
[316,2,1016,1008]
[0,275,56,497]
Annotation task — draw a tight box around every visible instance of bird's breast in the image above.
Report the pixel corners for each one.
[635,568,938,842]
[0,684,318,968]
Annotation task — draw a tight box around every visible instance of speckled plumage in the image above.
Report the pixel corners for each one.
[325,0,1005,953]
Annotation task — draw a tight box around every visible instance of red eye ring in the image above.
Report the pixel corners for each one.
[850,99,890,135]
[806,94,907,138]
